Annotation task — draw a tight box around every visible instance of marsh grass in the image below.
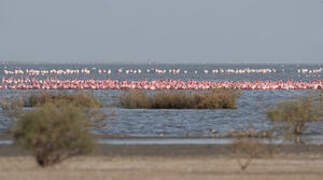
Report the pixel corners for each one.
[1,91,102,110]
[120,89,240,109]
[27,91,102,108]
[267,96,323,137]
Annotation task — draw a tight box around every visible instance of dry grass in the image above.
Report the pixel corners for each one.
[120,89,240,109]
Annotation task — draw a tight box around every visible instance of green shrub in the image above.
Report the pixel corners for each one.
[120,89,240,109]
[267,96,323,135]
[27,92,102,108]
[13,101,100,167]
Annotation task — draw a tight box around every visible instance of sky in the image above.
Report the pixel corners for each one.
[0,0,322,64]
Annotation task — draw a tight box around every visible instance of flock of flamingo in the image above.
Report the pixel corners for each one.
[2,67,322,76]
[0,78,322,90]
[0,67,322,90]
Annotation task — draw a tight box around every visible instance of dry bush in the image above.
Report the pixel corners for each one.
[13,100,106,167]
[232,139,268,171]
[120,89,240,109]
[267,96,323,136]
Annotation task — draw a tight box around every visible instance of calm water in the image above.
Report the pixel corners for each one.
[0,63,322,137]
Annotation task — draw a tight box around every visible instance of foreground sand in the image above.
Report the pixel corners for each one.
[1,156,323,180]
[0,144,323,180]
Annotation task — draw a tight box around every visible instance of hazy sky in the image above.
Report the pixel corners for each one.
[0,0,322,63]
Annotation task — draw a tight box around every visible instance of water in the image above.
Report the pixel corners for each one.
[98,90,322,136]
[0,63,322,138]
[1,136,323,145]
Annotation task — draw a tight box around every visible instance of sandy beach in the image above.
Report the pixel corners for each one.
[0,144,323,180]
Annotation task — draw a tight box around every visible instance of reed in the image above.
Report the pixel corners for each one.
[26,92,102,108]
[120,89,240,109]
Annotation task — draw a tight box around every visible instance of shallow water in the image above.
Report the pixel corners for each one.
[1,136,323,145]
[98,90,323,136]
[1,89,321,137]
[0,63,322,138]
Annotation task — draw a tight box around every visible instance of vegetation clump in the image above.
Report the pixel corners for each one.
[27,92,102,108]
[13,100,106,167]
[120,89,240,109]
[267,96,323,136]
[1,92,102,110]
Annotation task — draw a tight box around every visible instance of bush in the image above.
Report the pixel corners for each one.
[27,92,102,108]
[267,96,323,136]
[13,101,100,167]
[120,89,240,109]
